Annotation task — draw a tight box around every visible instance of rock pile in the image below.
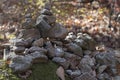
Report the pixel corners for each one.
[7,5,120,80]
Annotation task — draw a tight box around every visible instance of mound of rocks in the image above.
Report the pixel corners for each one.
[7,4,120,80]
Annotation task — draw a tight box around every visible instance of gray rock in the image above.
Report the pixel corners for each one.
[24,38,34,47]
[69,58,81,70]
[83,50,92,55]
[9,55,32,73]
[41,9,53,15]
[64,52,81,69]
[98,65,107,74]
[65,32,76,42]
[97,73,112,80]
[115,50,120,58]
[54,47,65,57]
[80,55,95,67]
[48,23,68,39]
[74,72,97,80]
[28,46,47,54]
[15,40,26,47]
[15,38,34,48]
[36,19,51,37]
[52,41,63,46]
[95,52,118,75]
[113,76,120,80]
[46,42,64,57]
[52,57,69,69]
[79,55,95,73]
[66,70,81,78]
[28,51,48,63]
[76,33,96,50]
[79,64,93,73]
[95,52,116,66]
[14,46,25,54]
[64,52,79,59]
[65,43,83,57]
[52,57,66,63]
[45,41,55,58]
[40,15,56,24]
[18,28,40,39]
[32,38,44,47]
[74,38,88,50]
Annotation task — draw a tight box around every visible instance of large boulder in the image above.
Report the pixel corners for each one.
[9,55,32,73]
[48,23,68,39]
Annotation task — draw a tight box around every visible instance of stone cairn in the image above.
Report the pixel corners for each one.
[7,4,120,80]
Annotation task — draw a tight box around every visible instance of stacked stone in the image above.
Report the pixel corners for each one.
[8,5,120,80]
[36,5,68,39]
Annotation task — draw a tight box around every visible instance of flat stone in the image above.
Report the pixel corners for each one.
[74,73,97,80]
[9,55,32,73]
[14,46,25,54]
[48,23,68,39]
[65,43,83,57]
[17,28,40,39]
[52,57,69,69]
[52,57,66,63]
[32,38,44,47]
[97,73,112,80]
[66,69,81,78]
[95,52,116,66]
[64,52,79,59]
[28,51,48,63]
[28,46,47,54]
[98,65,107,74]
[46,41,64,57]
